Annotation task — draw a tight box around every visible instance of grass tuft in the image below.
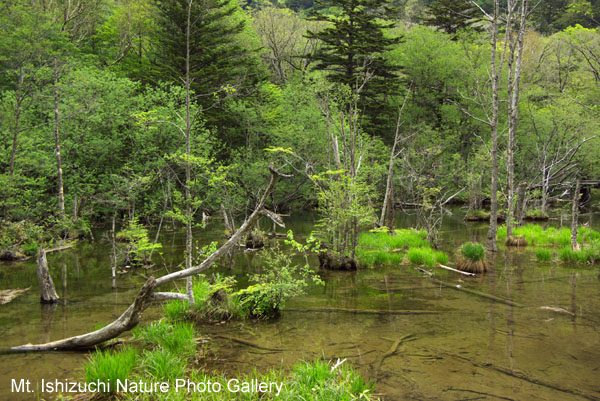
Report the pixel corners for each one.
[535,248,552,262]
[460,242,485,262]
[85,349,137,393]
[141,349,186,382]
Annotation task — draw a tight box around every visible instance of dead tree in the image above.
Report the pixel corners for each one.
[5,165,286,353]
[571,177,581,251]
[379,87,411,230]
[505,0,528,238]
[53,58,66,219]
[37,251,59,304]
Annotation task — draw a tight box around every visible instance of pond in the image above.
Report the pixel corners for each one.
[1,209,599,401]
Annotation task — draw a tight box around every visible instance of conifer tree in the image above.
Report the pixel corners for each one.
[305,0,401,135]
[422,0,483,37]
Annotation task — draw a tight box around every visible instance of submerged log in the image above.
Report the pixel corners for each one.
[285,307,440,315]
[37,251,59,304]
[430,278,522,307]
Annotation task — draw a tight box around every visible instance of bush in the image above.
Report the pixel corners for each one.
[535,248,552,262]
[234,244,322,319]
[117,218,161,266]
[85,349,137,393]
[460,242,485,262]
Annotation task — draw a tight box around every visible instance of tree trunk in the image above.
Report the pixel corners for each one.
[571,178,580,251]
[506,0,528,238]
[487,0,500,253]
[185,0,194,308]
[515,181,527,226]
[9,67,24,176]
[37,251,59,304]
[53,59,65,219]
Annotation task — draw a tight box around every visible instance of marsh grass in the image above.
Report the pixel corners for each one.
[117,359,376,401]
[460,242,485,262]
[457,242,487,273]
[498,224,571,247]
[358,229,428,251]
[535,248,552,262]
[357,229,446,267]
[133,321,196,358]
[85,349,137,392]
[356,248,404,266]
[141,349,186,382]
[558,245,600,264]
[163,298,188,322]
[407,248,448,267]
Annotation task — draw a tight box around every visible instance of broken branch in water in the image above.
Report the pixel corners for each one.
[437,263,477,277]
[373,334,416,376]
[0,288,30,305]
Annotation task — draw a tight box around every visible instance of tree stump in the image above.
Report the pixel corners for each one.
[37,251,59,304]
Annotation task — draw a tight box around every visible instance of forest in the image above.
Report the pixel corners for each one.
[1,0,600,400]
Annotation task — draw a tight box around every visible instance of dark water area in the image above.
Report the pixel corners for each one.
[1,209,600,400]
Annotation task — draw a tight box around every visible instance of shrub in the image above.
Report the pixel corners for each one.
[234,244,323,319]
[117,218,161,266]
[535,248,552,262]
[460,242,485,262]
[85,349,137,392]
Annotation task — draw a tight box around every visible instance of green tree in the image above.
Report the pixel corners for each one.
[422,0,483,37]
[305,0,401,135]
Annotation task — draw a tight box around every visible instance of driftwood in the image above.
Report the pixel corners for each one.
[430,278,523,307]
[37,251,59,304]
[212,335,285,352]
[285,307,440,315]
[539,306,575,316]
[0,288,30,304]
[45,242,77,253]
[437,263,476,277]
[259,209,285,228]
[442,351,600,401]
[4,165,286,354]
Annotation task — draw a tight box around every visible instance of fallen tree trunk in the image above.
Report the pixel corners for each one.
[4,165,286,354]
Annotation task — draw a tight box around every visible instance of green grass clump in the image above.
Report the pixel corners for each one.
[558,245,600,264]
[141,349,186,382]
[407,248,447,266]
[117,359,376,401]
[286,359,374,400]
[579,227,600,243]
[163,299,188,322]
[356,248,404,266]
[134,321,196,358]
[535,248,552,262]
[497,224,572,247]
[460,242,485,262]
[85,349,137,392]
[358,229,429,251]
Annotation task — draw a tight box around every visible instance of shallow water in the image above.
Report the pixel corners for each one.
[1,210,599,400]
